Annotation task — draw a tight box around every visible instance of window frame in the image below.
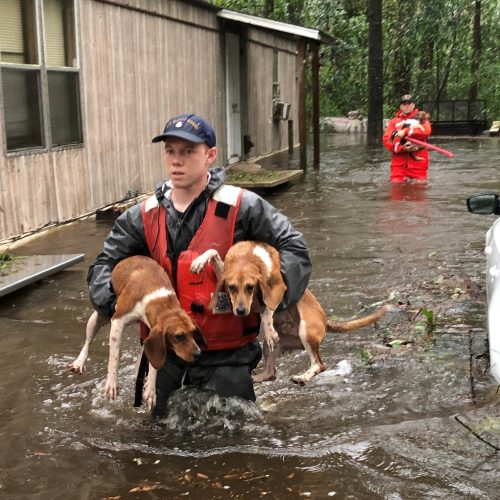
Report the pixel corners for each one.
[0,0,83,155]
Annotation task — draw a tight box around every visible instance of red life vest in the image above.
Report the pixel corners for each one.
[140,185,259,351]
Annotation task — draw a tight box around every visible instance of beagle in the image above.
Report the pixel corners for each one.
[190,242,391,384]
[69,255,201,408]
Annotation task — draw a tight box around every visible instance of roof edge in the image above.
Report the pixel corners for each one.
[218,9,323,42]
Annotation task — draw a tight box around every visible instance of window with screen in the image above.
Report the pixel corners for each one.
[0,0,82,152]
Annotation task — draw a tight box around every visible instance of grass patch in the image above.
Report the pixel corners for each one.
[227,170,292,183]
[0,253,21,274]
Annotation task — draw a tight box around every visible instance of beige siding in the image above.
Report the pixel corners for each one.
[0,0,307,241]
[245,28,298,157]
[0,0,225,241]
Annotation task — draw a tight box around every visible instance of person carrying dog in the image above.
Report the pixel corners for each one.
[382,94,432,183]
[87,113,311,419]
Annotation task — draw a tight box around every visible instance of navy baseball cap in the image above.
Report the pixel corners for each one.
[400,94,414,103]
[152,113,216,147]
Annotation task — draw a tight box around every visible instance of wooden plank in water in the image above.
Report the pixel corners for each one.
[226,169,303,188]
[0,254,85,298]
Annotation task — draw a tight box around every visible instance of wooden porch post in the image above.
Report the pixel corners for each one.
[297,39,307,169]
[311,43,320,169]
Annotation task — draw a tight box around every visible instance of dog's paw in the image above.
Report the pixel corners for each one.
[265,329,279,352]
[190,255,209,273]
[68,361,84,374]
[252,372,276,383]
[104,378,118,400]
[190,250,218,273]
[291,375,307,386]
[143,389,156,410]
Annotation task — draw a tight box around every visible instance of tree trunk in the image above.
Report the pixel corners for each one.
[263,0,274,18]
[287,0,305,25]
[436,10,461,101]
[367,0,384,143]
[392,0,412,97]
[468,0,481,101]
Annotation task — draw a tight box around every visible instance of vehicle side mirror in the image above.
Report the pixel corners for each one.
[467,194,500,215]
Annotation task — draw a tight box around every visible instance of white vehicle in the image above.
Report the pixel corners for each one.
[467,193,500,384]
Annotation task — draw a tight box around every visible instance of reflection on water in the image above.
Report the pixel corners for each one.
[388,181,429,202]
[1,137,499,498]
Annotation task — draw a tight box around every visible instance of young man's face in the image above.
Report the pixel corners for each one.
[163,138,217,191]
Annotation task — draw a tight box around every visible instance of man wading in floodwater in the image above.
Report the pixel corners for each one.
[383,94,432,183]
[87,113,312,419]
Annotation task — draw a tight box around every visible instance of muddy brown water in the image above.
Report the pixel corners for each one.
[1,136,499,499]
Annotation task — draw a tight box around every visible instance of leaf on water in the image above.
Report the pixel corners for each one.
[421,307,435,326]
[388,339,404,347]
[360,349,373,363]
[244,474,270,482]
[132,458,142,465]
[129,483,164,493]
[475,416,500,433]
[196,472,209,480]
[287,472,295,479]
[224,471,253,480]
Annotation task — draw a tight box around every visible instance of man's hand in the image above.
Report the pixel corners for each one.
[402,143,419,152]
[396,129,406,139]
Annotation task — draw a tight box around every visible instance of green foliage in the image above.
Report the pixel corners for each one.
[359,348,373,364]
[210,0,500,120]
[421,307,435,329]
[0,253,20,273]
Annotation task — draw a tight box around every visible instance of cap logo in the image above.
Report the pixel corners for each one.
[175,121,183,128]
[186,118,200,130]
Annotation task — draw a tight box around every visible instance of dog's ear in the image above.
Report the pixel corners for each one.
[257,273,287,311]
[193,327,207,349]
[143,326,167,369]
[208,276,226,311]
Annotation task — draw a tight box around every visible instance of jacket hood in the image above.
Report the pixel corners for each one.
[155,166,227,202]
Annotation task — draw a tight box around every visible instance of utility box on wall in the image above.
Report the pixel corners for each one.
[273,100,291,122]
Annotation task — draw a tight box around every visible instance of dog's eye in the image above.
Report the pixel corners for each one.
[175,334,186,342]
[228,285,238,294]
[244,284,255,294]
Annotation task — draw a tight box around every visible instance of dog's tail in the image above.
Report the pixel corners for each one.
[326,304,393,333]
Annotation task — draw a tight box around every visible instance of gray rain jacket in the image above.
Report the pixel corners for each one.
[88,167,311,317]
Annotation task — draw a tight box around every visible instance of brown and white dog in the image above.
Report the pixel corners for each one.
[190,242,391,385]
[69,255,201,408]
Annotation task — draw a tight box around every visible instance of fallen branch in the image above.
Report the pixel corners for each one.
[454,415,500,452]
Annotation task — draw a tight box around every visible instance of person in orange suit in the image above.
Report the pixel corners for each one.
[383,94,432,183]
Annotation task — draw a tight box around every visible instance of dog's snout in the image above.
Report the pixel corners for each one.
[193,349,202,359]
[235,305,246,316]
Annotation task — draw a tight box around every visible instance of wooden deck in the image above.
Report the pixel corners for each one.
[226,169,303,188]
[226,161,303,189]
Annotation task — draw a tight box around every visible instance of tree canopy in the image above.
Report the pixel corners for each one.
[211,0,500,121]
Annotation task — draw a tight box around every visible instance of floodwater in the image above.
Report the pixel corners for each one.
[1,135,499,499]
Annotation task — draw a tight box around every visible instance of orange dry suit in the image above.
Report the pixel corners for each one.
[382,108,432,182]
[140,185,259,351]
